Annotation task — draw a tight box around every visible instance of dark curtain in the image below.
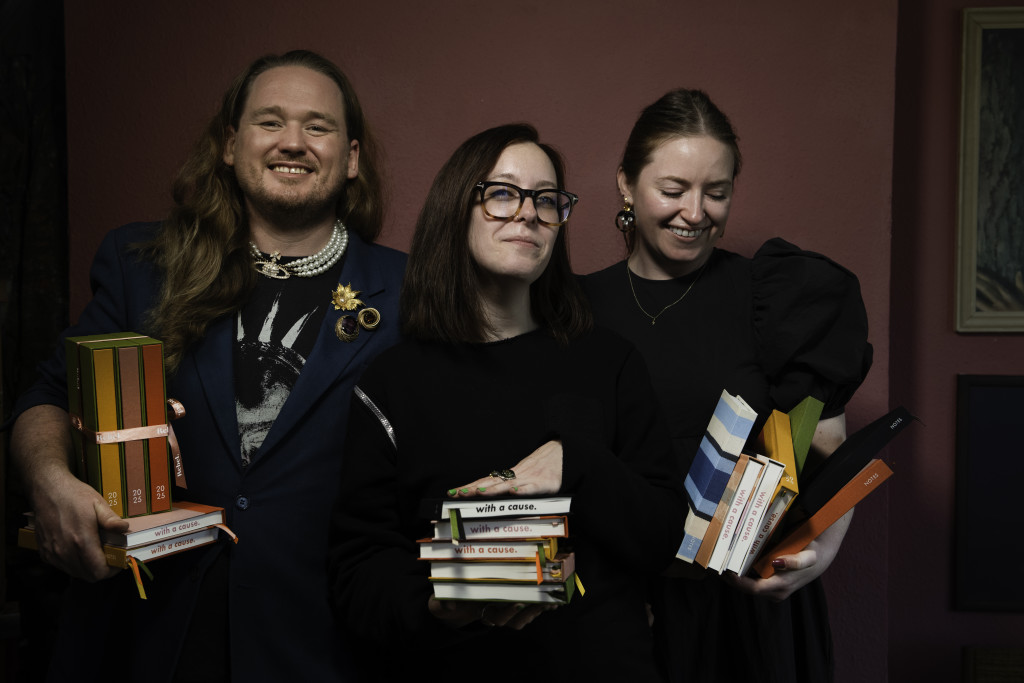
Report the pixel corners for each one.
[1,1,70,681]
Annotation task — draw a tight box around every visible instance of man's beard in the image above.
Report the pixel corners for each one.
[239,169,346,229]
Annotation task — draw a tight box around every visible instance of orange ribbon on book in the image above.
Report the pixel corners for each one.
[70,397,188,488]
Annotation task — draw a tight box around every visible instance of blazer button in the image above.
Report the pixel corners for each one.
[235,495,250,510]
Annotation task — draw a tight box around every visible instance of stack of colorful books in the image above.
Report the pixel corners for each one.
[676,390,914,578]
[18,331,236,597]
[65,332,181,518]
[19,501,233,597]
[419,496,578,604]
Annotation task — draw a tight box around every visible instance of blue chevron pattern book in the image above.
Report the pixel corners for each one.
[676,390,758,562]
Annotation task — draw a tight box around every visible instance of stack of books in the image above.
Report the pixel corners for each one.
[19,501,234,597]
[418,496,578,604]
[65,332,181,518]
[20,331,236,598]
[676,390,914,578]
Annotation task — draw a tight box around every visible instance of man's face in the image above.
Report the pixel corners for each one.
[223,65,359,228]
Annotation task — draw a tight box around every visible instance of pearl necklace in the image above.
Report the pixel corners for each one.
[250,220,349,279]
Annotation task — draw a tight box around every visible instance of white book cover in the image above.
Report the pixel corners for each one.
[738,487,798,576]
[432,515,568,541]
[435,496,572,519]
[725,456,785,574]
[707,459,764,573]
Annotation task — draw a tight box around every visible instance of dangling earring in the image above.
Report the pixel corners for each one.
[615,198,635,233]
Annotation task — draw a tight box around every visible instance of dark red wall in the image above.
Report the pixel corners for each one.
[891,1,1024,680]
[64,2,910,680]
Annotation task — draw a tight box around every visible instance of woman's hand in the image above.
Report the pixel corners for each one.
[428,597,556,629]
[725,508,853,601]
[448,440,563,498]
[726,414,853,601]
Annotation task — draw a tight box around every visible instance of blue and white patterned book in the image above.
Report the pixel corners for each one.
[676,390,758,563]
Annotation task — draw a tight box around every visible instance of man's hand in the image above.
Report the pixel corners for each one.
[31,473,129,581]
[12,404,129,581]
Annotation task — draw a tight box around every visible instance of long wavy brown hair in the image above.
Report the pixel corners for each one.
[140,50,384,372]
[401,123,591,345]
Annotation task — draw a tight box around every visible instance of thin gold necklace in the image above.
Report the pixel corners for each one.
[626,260,707,325]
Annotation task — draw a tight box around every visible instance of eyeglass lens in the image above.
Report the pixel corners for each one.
[480,183,573,225]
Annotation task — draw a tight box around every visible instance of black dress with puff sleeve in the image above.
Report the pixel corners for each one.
[581,238,873,683]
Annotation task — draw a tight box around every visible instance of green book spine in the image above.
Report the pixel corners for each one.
[64,338,87,480]
[788,396,824,477]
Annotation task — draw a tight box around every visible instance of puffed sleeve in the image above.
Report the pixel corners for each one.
[751,238,873,417]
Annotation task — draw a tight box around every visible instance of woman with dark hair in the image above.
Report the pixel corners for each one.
[581,89,873,682]
[329,123,684,681]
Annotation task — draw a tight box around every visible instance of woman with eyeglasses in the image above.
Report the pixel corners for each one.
[580,89,873,682]
[327,123,684,681]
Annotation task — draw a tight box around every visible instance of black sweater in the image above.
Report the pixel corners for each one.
[328,328,684,681]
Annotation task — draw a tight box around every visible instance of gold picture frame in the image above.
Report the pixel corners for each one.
[956,8,1024,332]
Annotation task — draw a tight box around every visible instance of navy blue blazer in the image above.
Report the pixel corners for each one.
[16,222,406,682]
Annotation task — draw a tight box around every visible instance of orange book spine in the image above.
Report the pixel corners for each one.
[754,458,893,578]
[141,343,171,512]
[695,454,749,568]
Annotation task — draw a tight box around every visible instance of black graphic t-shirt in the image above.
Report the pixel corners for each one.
[234,253,345,465]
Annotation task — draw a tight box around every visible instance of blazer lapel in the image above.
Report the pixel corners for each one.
[191,313,241,457]
[254,235,395,458]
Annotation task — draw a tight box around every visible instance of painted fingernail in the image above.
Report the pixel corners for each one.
[478,487,487,492]
[447,489,457,496]
[460,488,470,495]
[512,486,519,492]
[771,559,786,569]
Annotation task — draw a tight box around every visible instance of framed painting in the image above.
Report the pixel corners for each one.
[956,8,1024,332]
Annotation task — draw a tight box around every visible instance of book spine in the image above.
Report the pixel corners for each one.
[754,458,893,578]
[725,458,782,574]
[82,347,125,517]
[788,396,824,476]
[433,517,568,540]
[439,497,571,518]
[64,338,88,480]
[109,526,221,568]
[708,460,763,572]
[696,454,749,568]
[738,486,797,576]
[431,581,570,604]
[419,539,558,561]
[790,407,912,524]
[678,390,757,562]
[141,342,171,512]
[114,510,222,547]
[117,346,148,517]
[429,555,574,582]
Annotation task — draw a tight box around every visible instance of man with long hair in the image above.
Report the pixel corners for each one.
[10,50,405,682]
